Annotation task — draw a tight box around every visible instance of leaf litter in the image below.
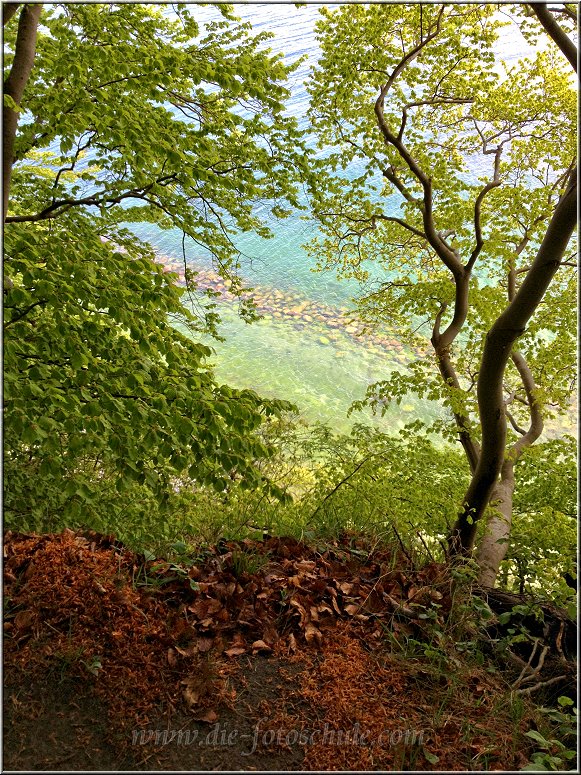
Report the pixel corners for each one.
[4,528,541,769]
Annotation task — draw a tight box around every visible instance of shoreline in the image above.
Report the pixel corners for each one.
[156,255,427,365]
[155,253,577,440]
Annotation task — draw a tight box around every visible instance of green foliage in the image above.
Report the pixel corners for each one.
[498,436,577,603]
[306,3,576,430]
[305,2,577,571]
[522,697,577,771]
[4,3,305,532]
[178,417,576,602]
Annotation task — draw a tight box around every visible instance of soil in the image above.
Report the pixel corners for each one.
[2,529,571,771]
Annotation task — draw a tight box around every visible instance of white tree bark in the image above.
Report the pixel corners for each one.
[477,461,515,586]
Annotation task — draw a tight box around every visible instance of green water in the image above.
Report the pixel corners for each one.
[179,290,442,435]
[125,6,576,440]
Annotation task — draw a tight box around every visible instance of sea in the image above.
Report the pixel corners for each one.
[126,3,573,437]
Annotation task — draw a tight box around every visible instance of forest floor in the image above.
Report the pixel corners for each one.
[2,529,574,771]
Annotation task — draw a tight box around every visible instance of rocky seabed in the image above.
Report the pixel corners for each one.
[158,257,427,365]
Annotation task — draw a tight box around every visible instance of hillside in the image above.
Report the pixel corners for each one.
[3,529,576,771]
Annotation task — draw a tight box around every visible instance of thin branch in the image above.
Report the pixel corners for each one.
[466,145,503,271]
[506,409,527,436]
[5,174,178,223]
[509,350,544,459]
[308,453,382,523]
[3,299,46,327]
[515,674,570,695]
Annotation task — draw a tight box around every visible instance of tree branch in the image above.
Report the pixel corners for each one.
[3,299,46,327]
[509,350,544,458]
[530,2,577,73]
[466,145,503,271]
[3,3,20,25]
[5,174,178,223]
[3,3,42,221]
[450,166,577,553]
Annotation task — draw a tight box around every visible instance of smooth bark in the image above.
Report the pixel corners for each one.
[476,329,546,583]
[3,3,20,26]
[3,3,42,221]
[449,167,577,554]
[477,461,515,587]
[530,3,578,73]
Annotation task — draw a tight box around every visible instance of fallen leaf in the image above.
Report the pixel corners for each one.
[197,637,214,653]
[181,685,200,708]
[194,709,218,723]
[224,646,246,657]
[167,647,178,667]
[14,610,33,630]
[295,560,316,572]
[344,604,360,616]
[175,643,198,658]
[289,598,308,625]
[251,640,272,653]
[304,622,323,647]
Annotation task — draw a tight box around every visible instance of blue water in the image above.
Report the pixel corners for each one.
[128,5,552,433]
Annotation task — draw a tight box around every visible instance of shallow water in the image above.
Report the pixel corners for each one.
[129,5,574,436]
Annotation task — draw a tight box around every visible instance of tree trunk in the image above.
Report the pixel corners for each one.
[476,460,515,586]
[448,167,577,555]
[529,3,577,73]
[3,3,42,221]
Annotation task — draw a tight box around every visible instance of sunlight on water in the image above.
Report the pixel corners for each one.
[129,5,573,436]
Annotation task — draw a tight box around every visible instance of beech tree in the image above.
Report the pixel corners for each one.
[3,3,305,530]
[306,3,577,583]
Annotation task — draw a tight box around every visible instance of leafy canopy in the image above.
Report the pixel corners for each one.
[3,3,307,530]
[306,3,576,443]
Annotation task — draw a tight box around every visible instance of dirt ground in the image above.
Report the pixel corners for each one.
[2,529,561,771]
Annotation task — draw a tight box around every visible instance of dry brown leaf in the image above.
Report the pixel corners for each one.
[167,647,178,667]
[224,646,246,657]
[317,603,333,615]
[181,680,200,708]
[338,581,354,594]
[13,610,33,630]
[251,640,272,653]
[175,642,198,658]
[197,637,214,653]
[304,622,323,647]
[288,633,298,653]
[295,560,316,572]
[194,709,218,724]
[344,604,360,616]
[289,598,307,625]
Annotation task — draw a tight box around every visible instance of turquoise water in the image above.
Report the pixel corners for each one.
[127,5,557,433]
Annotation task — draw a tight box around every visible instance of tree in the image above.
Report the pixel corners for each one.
[306,3,577,584]
[3,3,306,531]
